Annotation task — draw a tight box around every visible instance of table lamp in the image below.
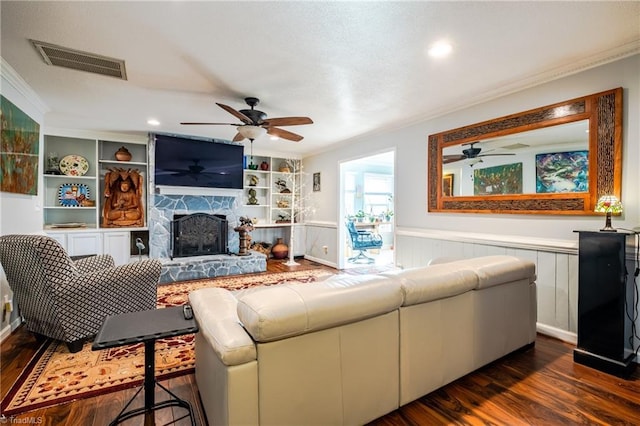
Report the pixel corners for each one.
[594,195,622,232]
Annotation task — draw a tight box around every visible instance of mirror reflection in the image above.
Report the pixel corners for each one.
[442,120,589,197]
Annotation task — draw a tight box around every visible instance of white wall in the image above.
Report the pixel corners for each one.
[0,59,48,235]
[304,55,640,241]
[302,54,640,342]
[0,58,48,338]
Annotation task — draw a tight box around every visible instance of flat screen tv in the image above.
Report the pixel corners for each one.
[154,134,244,189]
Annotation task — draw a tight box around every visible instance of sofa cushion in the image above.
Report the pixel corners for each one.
[236,274,403,342]
[447,255,536,289]
[383,264,478,306]
[189,288,257,366]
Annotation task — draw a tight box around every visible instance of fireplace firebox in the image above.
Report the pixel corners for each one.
[171,213,228,259]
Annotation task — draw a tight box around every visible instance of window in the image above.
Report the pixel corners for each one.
[363,173,393,216]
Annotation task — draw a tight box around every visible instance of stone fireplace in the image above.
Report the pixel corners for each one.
[149,194,266,283]
[171,213,228,259]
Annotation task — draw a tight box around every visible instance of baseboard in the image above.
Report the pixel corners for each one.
[537,323,577,344]
[0,317,22,343]
[303,255,337,269]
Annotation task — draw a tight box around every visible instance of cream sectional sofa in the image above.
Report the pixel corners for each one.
[189,255,536,426]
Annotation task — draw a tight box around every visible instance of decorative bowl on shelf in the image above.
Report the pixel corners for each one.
[279,162,291,173]
[115,146,132,161]
[248,164,259,170]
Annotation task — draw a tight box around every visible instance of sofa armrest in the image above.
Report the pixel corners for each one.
[73,254,115,273]
[64,260,160,303]
[190,288,257,366]
[54,259,161,338]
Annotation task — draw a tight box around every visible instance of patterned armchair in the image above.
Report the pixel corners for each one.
[0,234,161,353]
[346,221,383,264]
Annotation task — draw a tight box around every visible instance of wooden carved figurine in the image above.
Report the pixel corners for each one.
[103,168,144,227]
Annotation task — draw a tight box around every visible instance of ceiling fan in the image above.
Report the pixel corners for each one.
[160,159,214,180]
[181,97,313,142]
[443,142,516,164]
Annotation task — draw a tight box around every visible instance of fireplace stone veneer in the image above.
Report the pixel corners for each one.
[158,252,267,284]
[149,194,267,283]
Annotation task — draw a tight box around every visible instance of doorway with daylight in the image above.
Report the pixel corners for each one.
[339,150,395,269]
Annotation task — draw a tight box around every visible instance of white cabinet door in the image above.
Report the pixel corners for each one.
[67,233,102,257]
[103,231,130,265]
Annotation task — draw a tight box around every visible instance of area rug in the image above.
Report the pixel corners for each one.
[1,269,332,416]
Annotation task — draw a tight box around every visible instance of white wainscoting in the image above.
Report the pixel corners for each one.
[304,221,338,268]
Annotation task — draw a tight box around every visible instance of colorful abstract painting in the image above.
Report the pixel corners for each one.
[474,163,523,195]
[1,96,40,195]
[535,150,588,193]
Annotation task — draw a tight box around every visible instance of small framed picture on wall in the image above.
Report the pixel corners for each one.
[313,172,321,192]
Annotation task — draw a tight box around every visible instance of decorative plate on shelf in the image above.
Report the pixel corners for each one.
[58,183,90,207]
[59,155,89,176]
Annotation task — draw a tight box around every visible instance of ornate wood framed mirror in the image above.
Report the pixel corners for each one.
[427,88,622,214]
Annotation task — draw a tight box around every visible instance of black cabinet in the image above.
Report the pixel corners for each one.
[573,231,636,377]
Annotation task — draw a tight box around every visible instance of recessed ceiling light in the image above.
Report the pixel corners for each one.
[428,41,453,58]
[147,119,160,126]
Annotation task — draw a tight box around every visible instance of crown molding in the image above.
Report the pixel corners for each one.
[0,57,49,115]
[421,40,640,124]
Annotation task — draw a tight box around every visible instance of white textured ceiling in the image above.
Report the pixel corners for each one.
[1,1,639,156]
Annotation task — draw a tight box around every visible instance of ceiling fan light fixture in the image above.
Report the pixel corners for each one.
[238,125,266,140]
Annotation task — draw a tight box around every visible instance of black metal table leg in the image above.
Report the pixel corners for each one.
[93,306,199,426]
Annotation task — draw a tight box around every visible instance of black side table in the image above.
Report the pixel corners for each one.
[573,230,636,377]
[92,306,199,425]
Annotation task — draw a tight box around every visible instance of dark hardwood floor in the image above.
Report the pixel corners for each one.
[2,259,640,425]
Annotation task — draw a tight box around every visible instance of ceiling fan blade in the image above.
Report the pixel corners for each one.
[263,117,314,126]
[443,155,467,164]
[216,103,253,124]
[232,132,245,142]
[267,127,303,142]
[180,122,239,125]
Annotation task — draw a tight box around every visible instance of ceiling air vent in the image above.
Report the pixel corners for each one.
[30,39,127,80]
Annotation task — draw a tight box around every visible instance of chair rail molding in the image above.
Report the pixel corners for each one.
[396,227,577,254]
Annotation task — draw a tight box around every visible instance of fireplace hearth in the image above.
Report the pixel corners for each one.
[171,213,228,259]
